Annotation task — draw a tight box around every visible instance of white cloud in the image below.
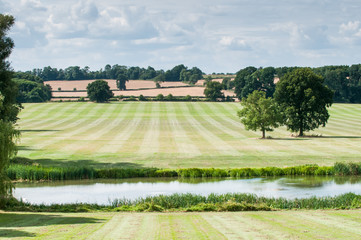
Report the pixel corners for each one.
[219,36,251,51]
[3,0,361,73]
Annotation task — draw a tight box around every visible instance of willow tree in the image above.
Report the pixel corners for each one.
[0,14,20,203]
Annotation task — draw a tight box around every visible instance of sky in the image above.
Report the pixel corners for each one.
[1,0,361,73]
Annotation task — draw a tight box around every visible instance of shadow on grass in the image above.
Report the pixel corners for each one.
[20,130,60,132]
[0,213,105,238]
[266,138,309,141]
[0,213,105,227]
[0,229,36,238]
[29,158,145,169]
[315,136,361,139]
[17,146,35,151]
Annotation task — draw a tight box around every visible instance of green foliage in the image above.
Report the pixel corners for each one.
[0,120,19,202]
[0,14,20,205]
[222,77,234,90]
[155,94,164,101]
[3,193,361,212]
[274,68,334,136]
[165,94,174,101]
[14,79,52,103]
[0,15,21,123]
[6,162,357,181]
[234,67,276,100]
[86,80,113,103]
[204,81,224,101]
[116,71,129,90]
[138,94,147,101]
[238,90,283,138]
[334,162,361,175]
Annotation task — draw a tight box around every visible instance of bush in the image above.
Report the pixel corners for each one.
[139,94,147,101]
[165,94,174,101]
[155,94,164,101]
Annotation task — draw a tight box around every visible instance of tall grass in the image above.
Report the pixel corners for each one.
[3,192,361,212]
[6,162,360,181]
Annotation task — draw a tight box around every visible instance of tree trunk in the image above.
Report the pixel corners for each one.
[262,129,266,139]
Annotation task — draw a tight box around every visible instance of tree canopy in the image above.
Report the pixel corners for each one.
[238,90,282,138]
[274,68,334,136]
[0,14,19,202]
[14,79,52,103]
[234,67,276,100]
[87,80,113,103]
[204,81,224,101]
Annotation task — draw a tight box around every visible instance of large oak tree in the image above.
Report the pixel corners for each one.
[274,68,334,136]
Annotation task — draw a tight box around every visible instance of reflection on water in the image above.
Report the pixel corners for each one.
[13,176,361,205]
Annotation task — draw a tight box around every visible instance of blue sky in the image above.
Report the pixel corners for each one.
[1,0,361,73]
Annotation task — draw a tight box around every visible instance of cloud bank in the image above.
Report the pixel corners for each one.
[2,0,361,73]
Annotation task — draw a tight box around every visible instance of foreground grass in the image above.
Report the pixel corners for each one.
[17,102,361,168]
[1,210,361,239]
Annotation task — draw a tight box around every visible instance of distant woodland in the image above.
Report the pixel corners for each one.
[12,64,361,103]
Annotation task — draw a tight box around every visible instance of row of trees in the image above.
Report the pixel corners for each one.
[13,79,52,103]
[23,64,203,82]
[234,65,361,103]
[238,68,334,138]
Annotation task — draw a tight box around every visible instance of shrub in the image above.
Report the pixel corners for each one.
[139,94,147,101]
[155,94,164,101]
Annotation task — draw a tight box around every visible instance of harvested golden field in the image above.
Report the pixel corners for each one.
[46,80,118,91]
[46,79,190,91]
[48,79,235,98]
[51,87,235,97]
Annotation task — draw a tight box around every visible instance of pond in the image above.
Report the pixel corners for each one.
[13,176,361,205]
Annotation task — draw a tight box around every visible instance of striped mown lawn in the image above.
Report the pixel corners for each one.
[1,210,361,239]
[17,102,361,168]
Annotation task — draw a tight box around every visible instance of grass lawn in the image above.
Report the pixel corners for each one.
[1,210,361,239]
[17,102,361,169]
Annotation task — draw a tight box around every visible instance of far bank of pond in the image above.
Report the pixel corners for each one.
[13,176,361,205]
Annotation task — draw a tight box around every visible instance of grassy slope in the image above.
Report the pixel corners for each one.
[1,210,361,239]
[17,102,361,168]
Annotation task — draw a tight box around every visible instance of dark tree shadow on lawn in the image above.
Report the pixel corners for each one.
[16,146,35,151]
[0,213,105,238]
[29,158,145,169]
[265,138,310,141]
[0,229,36,238]
[20,130,60,133]
[0,213,104,227]
[316,136,361,139]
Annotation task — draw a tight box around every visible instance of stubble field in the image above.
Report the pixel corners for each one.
[17,102,361,168]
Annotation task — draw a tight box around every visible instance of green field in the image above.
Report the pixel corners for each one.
[17,102,361,168]
[1,210,361,239]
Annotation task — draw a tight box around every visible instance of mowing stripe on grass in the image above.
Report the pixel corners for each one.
[33,103,106,151]
[66,103,120,154]
[167,102,201,157]
[181,102,239,156]
[138,102,160,156]
[98,102,145,154]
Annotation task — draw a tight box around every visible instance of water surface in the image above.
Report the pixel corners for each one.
[13,176,361,205]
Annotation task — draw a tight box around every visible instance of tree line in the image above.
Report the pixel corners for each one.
[22,64,203,83]
[233,65,361,103]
